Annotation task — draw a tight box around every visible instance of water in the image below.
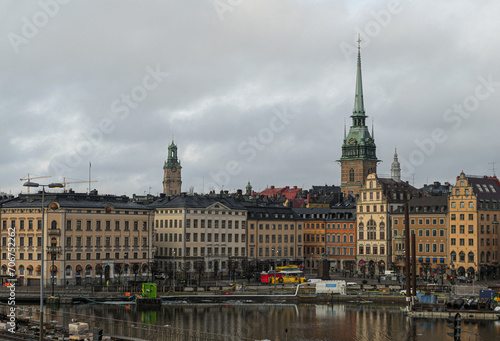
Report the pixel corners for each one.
[11,302,500,340]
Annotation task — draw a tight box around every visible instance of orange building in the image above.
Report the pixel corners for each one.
[447,172,500,279]
[391,195,448,278]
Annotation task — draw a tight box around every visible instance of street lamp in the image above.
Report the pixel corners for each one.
[23,181,63,341]
[310,253,313,277]
[172,250,176,292]
[272,248,276,289]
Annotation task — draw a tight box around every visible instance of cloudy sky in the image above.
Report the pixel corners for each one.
[1,0,500,197]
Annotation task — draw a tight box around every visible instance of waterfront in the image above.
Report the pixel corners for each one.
[7,302,500,340]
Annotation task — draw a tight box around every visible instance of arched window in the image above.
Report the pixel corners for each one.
[66,265,72,277]
[468,252,474,263]
[367,219,377,240]
[51,220,57,229]
[480,251,485,262]
[349,168,355,182]
[451,251,457,262]
[349,234,354,242]
[459,251,465,262]
[343,234,347,242]
[486,251,491,262]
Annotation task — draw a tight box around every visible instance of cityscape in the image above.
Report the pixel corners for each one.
[2,1,500,340]
[1,40,498,289]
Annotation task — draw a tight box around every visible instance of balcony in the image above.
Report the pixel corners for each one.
[48,228,61,236]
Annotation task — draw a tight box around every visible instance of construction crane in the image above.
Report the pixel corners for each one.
[20,174,51,193]
[61,178,98,193]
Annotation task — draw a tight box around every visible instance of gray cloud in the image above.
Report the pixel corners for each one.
[1,0,500,196]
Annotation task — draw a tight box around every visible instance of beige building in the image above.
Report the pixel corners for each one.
[356,173,417,275]
[152,194,247,281]
[0,191,154,286]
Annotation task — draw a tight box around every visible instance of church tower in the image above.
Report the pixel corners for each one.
[338,37,379,196]
[391,148,401,182]
[163,141,182,195]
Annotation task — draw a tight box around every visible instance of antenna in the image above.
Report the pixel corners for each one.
[489,161,498,176]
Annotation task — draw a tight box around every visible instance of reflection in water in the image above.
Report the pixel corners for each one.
[7,302,499,340]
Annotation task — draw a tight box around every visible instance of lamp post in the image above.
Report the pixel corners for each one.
[151,246,157,284]
[310,253,313,277]
[272,248,276,289]
[23,181,63,341]
[173,250,176,292]
[48,245,61,297]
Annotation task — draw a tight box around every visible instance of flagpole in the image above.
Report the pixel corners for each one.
[89,161,91,194]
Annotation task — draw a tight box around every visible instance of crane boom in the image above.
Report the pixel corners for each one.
[20,174,51,193]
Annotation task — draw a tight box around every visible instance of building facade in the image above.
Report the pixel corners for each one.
[0,191,154,286]
[391,195,448,278]
[356,173,417,275]
[448,172,500,279]
[152,194,247,282]
[246,206,304,271]
[326,206,357,273]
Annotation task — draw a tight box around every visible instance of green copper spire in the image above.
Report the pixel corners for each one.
[338,36,377,162]
[353,35,365,118]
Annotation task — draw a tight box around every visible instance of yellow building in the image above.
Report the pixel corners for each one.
[391,195,448,277]
[247,206,304,271]
[0,191,154,286]
[448,172,500,279]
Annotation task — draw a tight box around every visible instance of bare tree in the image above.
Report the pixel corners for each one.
[114,263,124,284]
[95,264,103,286]
[227,258,239,282]
[193,261,205,286]
[132,263,141,284]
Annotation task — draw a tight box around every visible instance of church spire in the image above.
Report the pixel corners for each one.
[353,34,365,118]
[391,147,401,182]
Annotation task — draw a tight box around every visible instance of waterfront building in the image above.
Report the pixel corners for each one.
[356,173,417,275]
[338,39,379,196]
[0,191,154,286]
[151,193,247,281]
[293,208,328,272]
[325,205,357,272]
[447,172,500,279]
[163,140,182,196]
[245,205,304,271]
[391,195,448,277]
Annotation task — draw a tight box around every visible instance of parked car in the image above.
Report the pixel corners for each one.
[456,276,472,283]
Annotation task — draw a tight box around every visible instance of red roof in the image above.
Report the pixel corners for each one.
[258,186,301,199]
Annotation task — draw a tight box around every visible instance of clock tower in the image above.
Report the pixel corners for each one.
[163,140,182,195]
[338,37,379,196]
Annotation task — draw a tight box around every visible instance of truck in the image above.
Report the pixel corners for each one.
[315,280,346,295]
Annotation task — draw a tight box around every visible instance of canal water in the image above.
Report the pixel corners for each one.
[12,302,500,340]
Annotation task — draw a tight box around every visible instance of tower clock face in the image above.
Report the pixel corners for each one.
[171,166,177,172]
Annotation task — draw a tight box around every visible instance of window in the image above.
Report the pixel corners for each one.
[451,238,456,245]
[349,168,355,182]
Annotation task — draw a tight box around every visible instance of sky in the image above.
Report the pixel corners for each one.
[1,0,500,197]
